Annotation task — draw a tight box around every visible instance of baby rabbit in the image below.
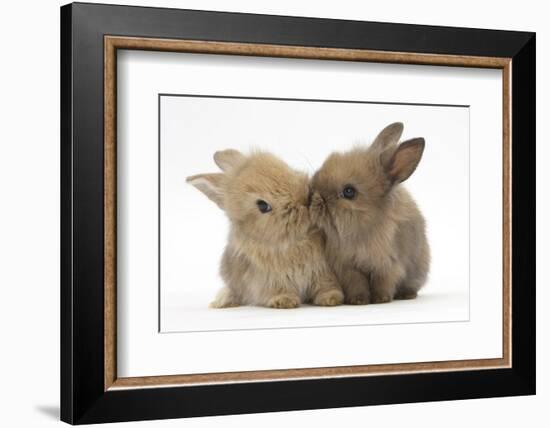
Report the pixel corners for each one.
[310,122,430,304]
[187,149,344,309]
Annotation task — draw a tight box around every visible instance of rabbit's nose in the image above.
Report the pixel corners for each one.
[312,191,325,204]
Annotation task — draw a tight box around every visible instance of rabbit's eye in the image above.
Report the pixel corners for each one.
[256,200,272,213]
[340,185,357,200]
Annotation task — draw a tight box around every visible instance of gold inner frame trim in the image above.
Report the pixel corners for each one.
[104,35,512,391]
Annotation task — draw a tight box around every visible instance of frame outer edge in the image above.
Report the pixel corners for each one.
[63,3,536,423]
[510,33,536,392]
[71,3,112,423]
[60,3,75,424]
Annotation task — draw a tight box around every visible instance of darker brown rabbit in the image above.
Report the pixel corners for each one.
[310,122,430,304]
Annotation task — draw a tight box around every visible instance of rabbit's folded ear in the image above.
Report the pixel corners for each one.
[386,138,425,184]
[186,173,225,209]
[372,122,404,149]
[214,149,246,172]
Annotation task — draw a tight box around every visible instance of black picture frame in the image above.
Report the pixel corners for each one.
[61,2,535,424]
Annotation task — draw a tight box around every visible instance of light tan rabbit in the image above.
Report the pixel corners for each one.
[310,122,430,304]
[187,149,344,309]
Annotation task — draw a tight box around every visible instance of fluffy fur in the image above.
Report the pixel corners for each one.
[310,122,430,304]
[187,149,344,309]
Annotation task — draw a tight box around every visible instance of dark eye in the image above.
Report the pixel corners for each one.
[256,200,272,213]
[340,185,357,200]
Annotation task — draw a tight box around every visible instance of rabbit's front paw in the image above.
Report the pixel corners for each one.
[345,292,370,305]
[209,287,240,308]
[371,292,393,304]
[209,299,240,309]
[268,294,300,309]
[394,287,418,300]
[314,289,344,306]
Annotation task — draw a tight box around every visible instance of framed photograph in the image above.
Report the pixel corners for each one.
[60,2,535,424]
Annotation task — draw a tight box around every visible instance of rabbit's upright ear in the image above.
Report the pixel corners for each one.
[186,173,225,209]
[386,138,425,184]
[372,122,404,150]
[214,149,246,172]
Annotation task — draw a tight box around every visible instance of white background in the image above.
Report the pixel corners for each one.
[119,51,502,377]
[0,0,546,427]
[159,95,470,332]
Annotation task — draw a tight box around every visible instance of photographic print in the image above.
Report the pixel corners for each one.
[159,95,469,333]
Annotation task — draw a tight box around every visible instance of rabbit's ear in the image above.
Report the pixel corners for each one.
[372,122,404,149]
[214,149,246,172]
[386,138,425,184]
[186,173,225,209]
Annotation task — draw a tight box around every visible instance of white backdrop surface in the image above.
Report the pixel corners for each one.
[1,1,546,428]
